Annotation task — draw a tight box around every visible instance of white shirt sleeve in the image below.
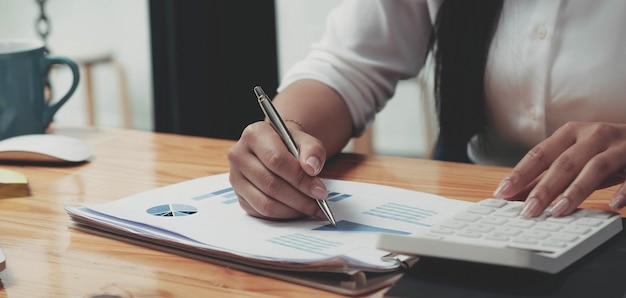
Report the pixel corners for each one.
[279,0,626,166]
[278,0,433,136]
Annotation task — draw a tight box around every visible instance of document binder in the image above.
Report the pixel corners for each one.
[71,223,417,296]
[66,173,470,295]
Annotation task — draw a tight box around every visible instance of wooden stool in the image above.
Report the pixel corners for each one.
[53,43,131,128]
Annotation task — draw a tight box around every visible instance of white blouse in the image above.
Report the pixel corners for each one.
[278,0,626,166]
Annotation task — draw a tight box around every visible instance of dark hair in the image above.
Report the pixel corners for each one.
[430,0,503,161]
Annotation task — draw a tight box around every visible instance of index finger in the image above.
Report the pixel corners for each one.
[494,132,575,199]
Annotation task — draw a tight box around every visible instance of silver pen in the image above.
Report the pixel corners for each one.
[253,86,337,228]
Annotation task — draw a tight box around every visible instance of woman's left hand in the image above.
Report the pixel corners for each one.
[493,121,626,218]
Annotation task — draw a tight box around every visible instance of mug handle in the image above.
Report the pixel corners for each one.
[42,56,80,124]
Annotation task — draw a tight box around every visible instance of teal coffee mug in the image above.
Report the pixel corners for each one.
[0,39,80,141]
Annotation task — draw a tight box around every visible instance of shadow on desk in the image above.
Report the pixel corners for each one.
[387,218,626,298]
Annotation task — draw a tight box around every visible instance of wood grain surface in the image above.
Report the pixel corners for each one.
[0,127,621,298]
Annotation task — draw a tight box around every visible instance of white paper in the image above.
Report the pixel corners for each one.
[66,173,471,273]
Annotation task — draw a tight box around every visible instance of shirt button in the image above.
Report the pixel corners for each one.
[536,25,548,39]
[529,107,537,119]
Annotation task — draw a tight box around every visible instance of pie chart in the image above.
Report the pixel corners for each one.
[146,204,198,217]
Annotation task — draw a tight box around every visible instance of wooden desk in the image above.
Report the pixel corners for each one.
[0,128,622,297]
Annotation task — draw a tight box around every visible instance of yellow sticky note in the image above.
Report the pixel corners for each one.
[0,168,30,198]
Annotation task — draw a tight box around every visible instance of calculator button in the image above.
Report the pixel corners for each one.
[562,226,590,235]
[521,230,550,240]
[535,222,563,232]
[507,219,536,229]
[495,227,522,236]
[513,236,538,244]
[546,216,577,224]
[493,205,522,217]
[542,240,567,248]
[478,198,508,208]
[454,213,481,222]
[551,233,579,243]
[485,234,509,241]
[585,210,615,219]
[457,231,482,238]
[430,227,454,235]
[467,224,495,233]
[467,205,495,215]
[574,218,603,227]
[439,220,468,230]
[480,217,508,225]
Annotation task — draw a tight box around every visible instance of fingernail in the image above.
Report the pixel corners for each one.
[521,197,540,218]
[610,193,626,210]
[493,179,512,199]
[311,185,328,201]
[306,156,322,175]
[550,197,570,217]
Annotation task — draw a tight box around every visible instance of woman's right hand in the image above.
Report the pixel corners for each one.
[227,120,330,221]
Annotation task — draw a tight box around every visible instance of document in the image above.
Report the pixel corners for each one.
[65,173,471,274]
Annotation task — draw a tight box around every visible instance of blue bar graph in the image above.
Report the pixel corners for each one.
[313,220,410,235]
[191,187,238,204]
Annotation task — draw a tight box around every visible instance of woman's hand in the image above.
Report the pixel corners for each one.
[493,121,626,218]
[227,120,329,220]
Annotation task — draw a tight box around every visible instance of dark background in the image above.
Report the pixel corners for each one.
[149,0,279,140]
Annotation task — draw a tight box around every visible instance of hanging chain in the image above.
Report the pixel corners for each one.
[35,0,53,102]
[35,0,51,54]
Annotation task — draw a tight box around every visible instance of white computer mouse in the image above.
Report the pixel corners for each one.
[0,134,92,163]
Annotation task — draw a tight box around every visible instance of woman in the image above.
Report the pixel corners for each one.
[228,0,626,222]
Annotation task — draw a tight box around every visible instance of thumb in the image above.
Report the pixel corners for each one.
[290,128,326,176]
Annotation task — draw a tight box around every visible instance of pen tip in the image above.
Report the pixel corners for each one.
[253,86,266,99]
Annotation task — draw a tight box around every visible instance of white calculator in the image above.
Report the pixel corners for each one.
[377,198,623,273]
